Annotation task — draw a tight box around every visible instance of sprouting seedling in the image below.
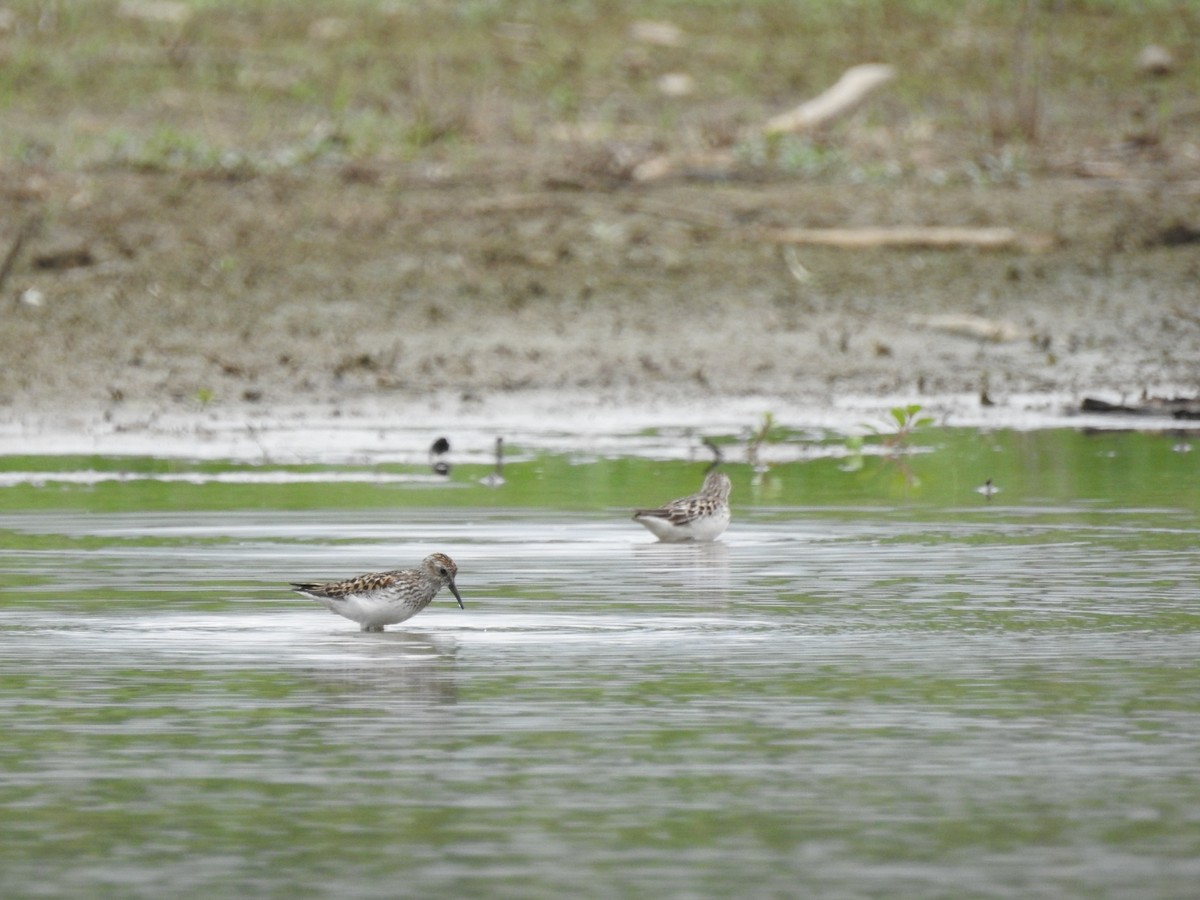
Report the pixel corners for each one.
[701,437,723,473]
[839,434,864,473]
[867,403,934,453]
[847,404,934,488]
[747,411,781,473]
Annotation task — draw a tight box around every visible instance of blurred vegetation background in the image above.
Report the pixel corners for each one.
[0,1,1196,410]
[3,0,1195,182]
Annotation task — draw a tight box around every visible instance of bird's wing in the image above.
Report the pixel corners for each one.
[633,498,697,526]
[291,570,398,600]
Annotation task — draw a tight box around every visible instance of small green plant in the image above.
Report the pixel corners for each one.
[869,403,934,453]
[747,411,783,472]
[843,404,934,484]
[840,434,865,473]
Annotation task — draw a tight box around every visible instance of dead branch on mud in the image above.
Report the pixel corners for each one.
[763,64,896,136]
[634,63,895,183]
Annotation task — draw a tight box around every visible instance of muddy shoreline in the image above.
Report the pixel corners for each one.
[3,168,1198,450]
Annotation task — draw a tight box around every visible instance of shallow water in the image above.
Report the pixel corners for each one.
[2,428,1199,898]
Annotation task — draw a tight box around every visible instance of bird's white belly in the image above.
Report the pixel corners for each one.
[315,592,420,627]
[638,507,729,542]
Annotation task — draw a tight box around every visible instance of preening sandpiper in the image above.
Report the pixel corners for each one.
[291,552,464,632]
[633,470,732,543]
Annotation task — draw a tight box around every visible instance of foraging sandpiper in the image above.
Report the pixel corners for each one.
[291,552,464,632]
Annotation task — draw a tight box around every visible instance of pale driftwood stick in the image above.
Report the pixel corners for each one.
[909,314,1023,343]
[627,62,899,183]
[759,226,1053,252]
[763,64,896,135]
[635,62,895,182]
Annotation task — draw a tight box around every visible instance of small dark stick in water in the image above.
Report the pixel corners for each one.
[975,478,999,501]
[481,437,505,488]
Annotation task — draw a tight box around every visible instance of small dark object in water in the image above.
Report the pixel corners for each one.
[429,436,451,475]
[481,437,505,488]
[976,478,998,501]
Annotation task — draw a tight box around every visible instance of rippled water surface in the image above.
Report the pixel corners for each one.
[1,428,1199,898]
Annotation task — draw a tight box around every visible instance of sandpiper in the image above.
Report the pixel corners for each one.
[633,470,732,542]
[291,552,464,632]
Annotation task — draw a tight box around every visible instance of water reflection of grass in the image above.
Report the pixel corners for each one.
[0,429,1199,514]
